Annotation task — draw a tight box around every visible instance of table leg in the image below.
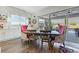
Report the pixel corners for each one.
[50,36,55,42]
[41,39,43,50]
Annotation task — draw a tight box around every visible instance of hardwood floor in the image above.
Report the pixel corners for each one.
[0,39,58,53]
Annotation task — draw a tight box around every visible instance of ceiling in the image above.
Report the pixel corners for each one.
[14,6,48,14]
[14,6,75,16]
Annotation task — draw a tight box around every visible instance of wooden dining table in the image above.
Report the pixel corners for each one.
[23,32,60,51]
[23,31,60,43]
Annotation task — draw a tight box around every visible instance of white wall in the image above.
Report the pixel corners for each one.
[0,6,32,42]
[0,25,21,42]
[27,16,39,30]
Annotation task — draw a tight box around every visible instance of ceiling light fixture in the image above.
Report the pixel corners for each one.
[68,9,71,13]
[53,14,55,16]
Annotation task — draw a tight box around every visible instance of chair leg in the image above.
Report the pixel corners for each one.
[48,40,54,52]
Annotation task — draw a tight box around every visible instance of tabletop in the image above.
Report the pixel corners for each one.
[23,32,60,36]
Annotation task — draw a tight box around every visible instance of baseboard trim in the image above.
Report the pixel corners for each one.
[0,37,21,42]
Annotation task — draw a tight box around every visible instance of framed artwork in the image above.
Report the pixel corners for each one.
[32,19,37,24]
[0,14,8,29]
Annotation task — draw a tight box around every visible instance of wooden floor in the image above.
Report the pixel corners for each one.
[0,39,59,53]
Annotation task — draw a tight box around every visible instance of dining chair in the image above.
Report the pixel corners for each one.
[52,32,65,53]
[27,30,39,45]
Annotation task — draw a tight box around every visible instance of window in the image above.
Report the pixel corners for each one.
[66,17,79,44]
[8,15,28,25]
[51,18,65,29]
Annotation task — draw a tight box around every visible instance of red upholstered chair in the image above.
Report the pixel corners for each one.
[21,25,28,43]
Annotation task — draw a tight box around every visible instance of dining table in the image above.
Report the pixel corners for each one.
[23,32,60,51]
[23,31,60,43]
